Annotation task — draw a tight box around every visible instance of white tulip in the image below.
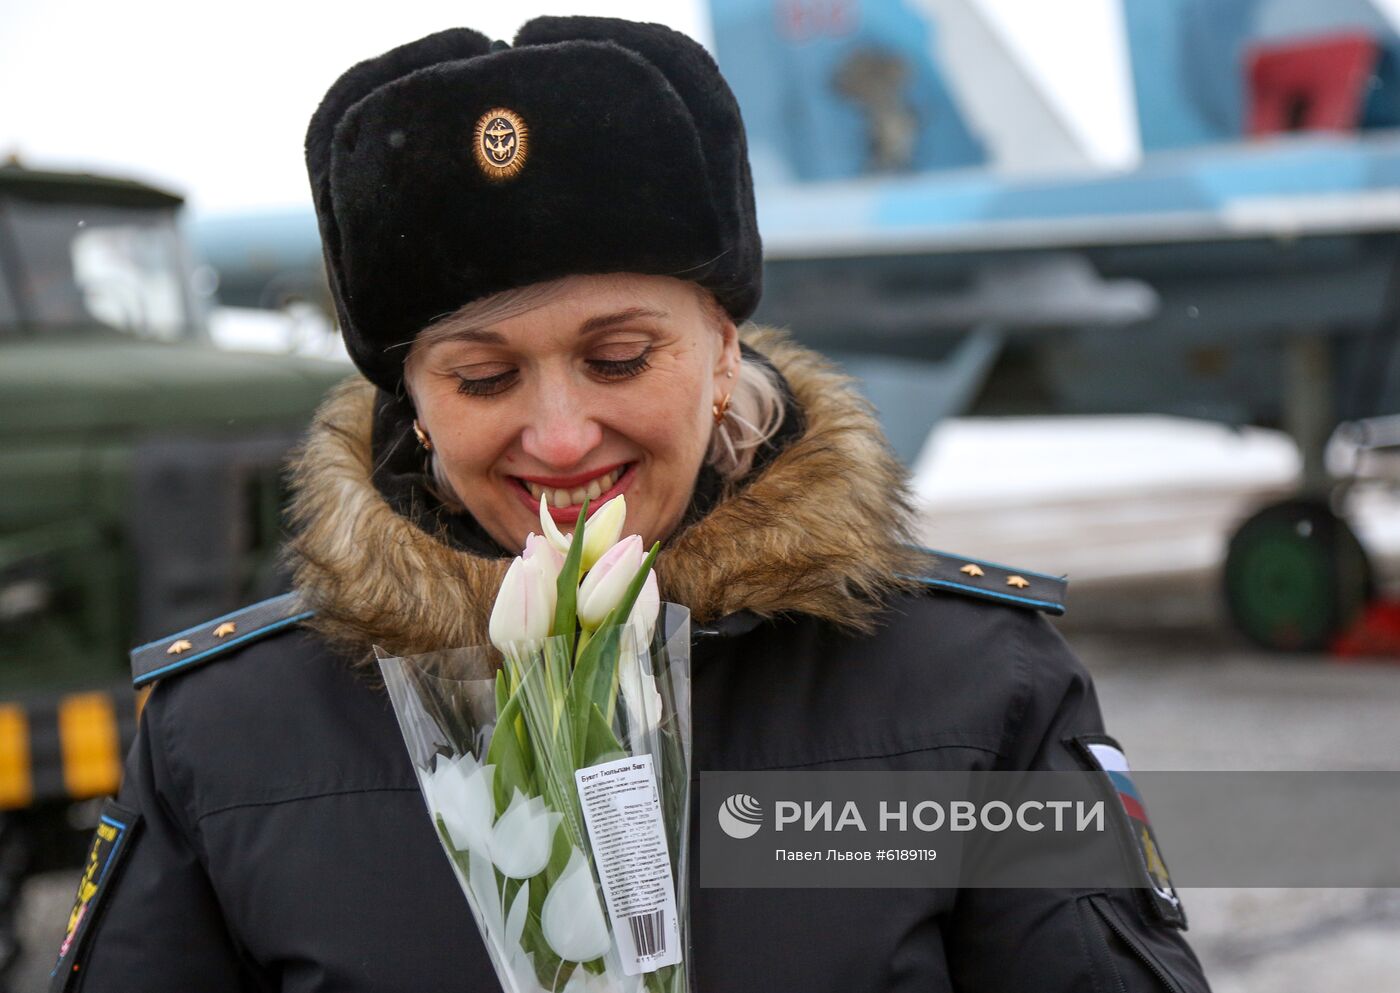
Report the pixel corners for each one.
[561,968,593,993]
[506,948,544,993]
[424,753,496,859]
[580,495,626,573]
[616,569,663,743]
[563,948,643,993]
[490,789,563,879]
[562,965,624,993]
[504,882,546,993]
[489,555,557,654]
[626,569,660,651]
[468,849,505,937]
[619,648,664,738]
[538,493,573,556]
[506,878,530,951]
[577,535,644,631]
[523,531,564,584]
[470,854,546,993]
[608,954,644,993]
[541,847,612,962]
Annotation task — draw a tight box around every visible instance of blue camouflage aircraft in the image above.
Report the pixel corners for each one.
[710,0,1400,651]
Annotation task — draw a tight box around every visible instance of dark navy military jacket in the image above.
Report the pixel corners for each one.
[51,586,1211,993]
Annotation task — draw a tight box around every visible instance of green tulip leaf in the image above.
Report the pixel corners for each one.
[551,495,591,651]
[581,702,626,768]
[494,668,508,718]
[568,542,660,759]
[644,964,675,993]
[486,676,534,814]
[567,629,613,762]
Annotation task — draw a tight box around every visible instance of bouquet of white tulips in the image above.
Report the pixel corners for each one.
[378,495,694,993]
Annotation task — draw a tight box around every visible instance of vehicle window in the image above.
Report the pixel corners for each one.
[3,199,195,340]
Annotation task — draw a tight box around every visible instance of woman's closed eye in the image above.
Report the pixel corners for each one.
[454,369,517,397]
[587,347,652,380]
[453,348,653,397]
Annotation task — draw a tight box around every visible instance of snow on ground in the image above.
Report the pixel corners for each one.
[913,415,1400,588]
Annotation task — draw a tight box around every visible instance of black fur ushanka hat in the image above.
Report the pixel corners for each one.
[305,17,762,394]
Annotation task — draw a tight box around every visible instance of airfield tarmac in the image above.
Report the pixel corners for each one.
[1068,621,1400,993]
[13,417,1400,992]
[925,416,1400,993]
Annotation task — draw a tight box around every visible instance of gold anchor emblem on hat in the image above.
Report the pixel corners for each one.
[473,108,528,181]
[1007,575,1030,589]
[960,563,985,577]
[213,622,237,639]
[166,639,193,655]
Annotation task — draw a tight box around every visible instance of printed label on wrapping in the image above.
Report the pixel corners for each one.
[575,755,682,974]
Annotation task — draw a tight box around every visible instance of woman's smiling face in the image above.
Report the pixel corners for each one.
[405,273,739,552]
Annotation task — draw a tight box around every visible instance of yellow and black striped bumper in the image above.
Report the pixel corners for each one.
[0,686,143,810]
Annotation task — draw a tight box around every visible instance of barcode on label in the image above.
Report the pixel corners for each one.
[575,755,681,974]
[626,909,666,959]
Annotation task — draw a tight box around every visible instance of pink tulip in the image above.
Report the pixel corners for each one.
[523,531,564,583]
[576,534,645,631]
[489,555,557,653]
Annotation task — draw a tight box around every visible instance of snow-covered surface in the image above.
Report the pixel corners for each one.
[913,416,1400,584]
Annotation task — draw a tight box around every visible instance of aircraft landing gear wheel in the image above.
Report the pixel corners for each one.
[1224,498,1374,652]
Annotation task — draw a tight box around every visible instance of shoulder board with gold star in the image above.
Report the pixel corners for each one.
[906,548,1067,615]
[129,592,314,689]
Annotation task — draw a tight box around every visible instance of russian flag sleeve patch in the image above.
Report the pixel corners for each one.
[1067,734,1187,929]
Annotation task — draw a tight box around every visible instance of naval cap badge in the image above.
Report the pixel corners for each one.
[473,107,528,181]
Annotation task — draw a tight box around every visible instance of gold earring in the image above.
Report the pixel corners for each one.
[713,392,732,425]
[726,368,735,379]
[412,419,433,451]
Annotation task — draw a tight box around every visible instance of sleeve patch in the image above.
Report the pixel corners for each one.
[1067,733,1187,930]
[50,798,142,991]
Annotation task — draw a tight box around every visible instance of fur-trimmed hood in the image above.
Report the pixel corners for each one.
[286,328,923,659]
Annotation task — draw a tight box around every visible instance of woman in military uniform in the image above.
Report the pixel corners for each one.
[51,19,1211,993]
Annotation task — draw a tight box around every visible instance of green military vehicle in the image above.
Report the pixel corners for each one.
[0,163,346,976]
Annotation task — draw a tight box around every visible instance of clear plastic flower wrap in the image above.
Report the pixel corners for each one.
[378,600,694,993]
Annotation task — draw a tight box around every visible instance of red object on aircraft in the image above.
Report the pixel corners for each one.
[1246,32,1379,136]
[1331,599,1400,660]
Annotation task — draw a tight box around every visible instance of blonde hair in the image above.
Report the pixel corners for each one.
[691,288,787,480]
[402,277,788,509]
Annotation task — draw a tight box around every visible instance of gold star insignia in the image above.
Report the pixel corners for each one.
[166,639,193,655]
[213,622,237,639]
[959,563,985,577]
[1007,575,1030,589]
